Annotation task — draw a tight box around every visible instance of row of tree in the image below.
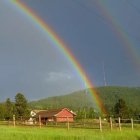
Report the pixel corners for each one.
[75,98,139,120]
[0,93,139,120]
[113,98,139,119]
[0,93,29,120]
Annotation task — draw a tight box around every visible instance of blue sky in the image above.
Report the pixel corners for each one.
[0,0,140,101]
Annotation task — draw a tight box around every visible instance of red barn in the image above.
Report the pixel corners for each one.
[36,108,76,123]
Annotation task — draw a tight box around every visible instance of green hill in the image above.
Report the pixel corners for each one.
[96,86,140,113]
[29,89,93,110]
[29,86,140,113]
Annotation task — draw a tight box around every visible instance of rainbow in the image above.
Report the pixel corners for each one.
[95,1,140,71]
[10,0,106,114]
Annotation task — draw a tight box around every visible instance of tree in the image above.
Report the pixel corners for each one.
[114,98,128,118]
[4,98,13,120]
[0,103,5,120]
[88,107,95,118]
[15,93,29,118]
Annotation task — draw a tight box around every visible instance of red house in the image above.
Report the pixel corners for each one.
[36,108,76,123]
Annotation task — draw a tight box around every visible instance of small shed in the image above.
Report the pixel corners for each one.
[28,110,48,124]
[31,110,47,117]
[36,108,76,123]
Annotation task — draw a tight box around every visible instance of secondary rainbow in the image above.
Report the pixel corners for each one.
[95,1,140,72]
[11,0,106,114]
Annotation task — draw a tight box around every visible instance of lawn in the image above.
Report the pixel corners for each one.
[0,126,139,140]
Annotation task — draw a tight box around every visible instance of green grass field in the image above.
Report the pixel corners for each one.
[0,126,139,140]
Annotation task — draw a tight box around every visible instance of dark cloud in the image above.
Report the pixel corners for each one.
[0,0,140,101]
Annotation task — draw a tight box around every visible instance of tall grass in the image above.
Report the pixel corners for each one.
[0,126,139,140]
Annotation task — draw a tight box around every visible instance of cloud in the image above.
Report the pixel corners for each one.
[46,72,72,82]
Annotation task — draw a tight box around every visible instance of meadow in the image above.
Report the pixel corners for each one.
[0,126,140,140]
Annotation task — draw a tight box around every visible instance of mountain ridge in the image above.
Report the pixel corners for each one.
[29,86,140,113]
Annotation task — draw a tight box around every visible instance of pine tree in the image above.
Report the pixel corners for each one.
[0,103,5,119]
[15,93,29,118]
[114,98,128,118]
[4,98,13,120]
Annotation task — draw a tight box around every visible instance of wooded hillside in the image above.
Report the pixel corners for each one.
[29,86,140,114]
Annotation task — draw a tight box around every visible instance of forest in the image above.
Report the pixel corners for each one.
[0,86,140,120]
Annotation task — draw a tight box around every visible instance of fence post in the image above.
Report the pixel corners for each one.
[39,115,41,128]
[99,117,102,132]
[67,117,69,130]
[118,117,121,131]
[84,112,86,127]
[110,117,113,130]
[13,115,15,127]
[131,118,133,131]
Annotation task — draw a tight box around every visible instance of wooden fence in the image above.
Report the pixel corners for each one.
[0,115,139,131]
